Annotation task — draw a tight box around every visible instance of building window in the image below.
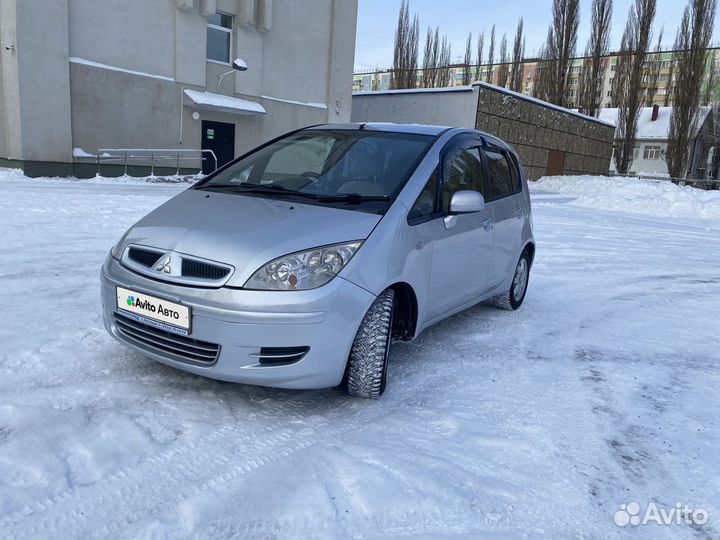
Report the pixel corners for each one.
[611,64,617,71]
[643,145,662,159]
[207,12,232,64]
[633,146,640,160]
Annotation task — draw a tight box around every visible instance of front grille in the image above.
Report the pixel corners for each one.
[128,246,164,268]
[114,313,220,365]
[121,245,233,286]
[181,258,231,280]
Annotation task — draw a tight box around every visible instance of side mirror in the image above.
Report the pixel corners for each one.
[449,190,485,214]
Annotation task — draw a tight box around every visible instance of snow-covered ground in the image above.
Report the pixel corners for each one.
[0,171,718,539]
[536,175,720,220]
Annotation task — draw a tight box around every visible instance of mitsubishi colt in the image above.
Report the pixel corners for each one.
[101,123,535,398]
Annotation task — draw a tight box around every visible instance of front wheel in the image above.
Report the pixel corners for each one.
[342,288,395,399]
[492,250,531,310]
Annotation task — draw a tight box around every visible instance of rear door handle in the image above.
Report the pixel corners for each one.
[482,218,493,232]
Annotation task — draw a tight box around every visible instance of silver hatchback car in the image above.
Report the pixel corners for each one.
[101,123,534,398]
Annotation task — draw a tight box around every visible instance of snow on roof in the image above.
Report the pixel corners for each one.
[353,86,474,96]
[261,95,327,109]
[183,89,265,115]
[597,106,711,139]
[69,57,175,82]
[473,81,616,128]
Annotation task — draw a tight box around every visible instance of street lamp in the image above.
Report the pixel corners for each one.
[217,58,248,89]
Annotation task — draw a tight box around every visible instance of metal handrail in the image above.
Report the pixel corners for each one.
[75,148,218,176]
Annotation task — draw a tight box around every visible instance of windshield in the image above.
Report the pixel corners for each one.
[196,129,434,213]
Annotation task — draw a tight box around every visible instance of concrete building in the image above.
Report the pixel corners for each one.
[0,0,358,177]
[600,105,715,178]
[352,82,615,180]
[353,46,720,109]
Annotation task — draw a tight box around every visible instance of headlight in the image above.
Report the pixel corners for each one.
[244,241,362,290]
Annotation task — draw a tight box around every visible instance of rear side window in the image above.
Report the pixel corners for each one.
[442,148,485,213]
[485,149,520,199]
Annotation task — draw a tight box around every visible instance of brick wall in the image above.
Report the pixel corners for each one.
[474,84,615,180]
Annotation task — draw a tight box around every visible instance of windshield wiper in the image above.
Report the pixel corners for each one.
[198,183,322,200]
[197,184,390,205]
[316,194,391,204]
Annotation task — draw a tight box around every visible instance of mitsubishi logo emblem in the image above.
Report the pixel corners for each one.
[154,253,173,274]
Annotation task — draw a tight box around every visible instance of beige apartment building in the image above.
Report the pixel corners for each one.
[353,47,720,109]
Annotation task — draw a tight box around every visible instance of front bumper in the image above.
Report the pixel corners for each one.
[100,255,376,389]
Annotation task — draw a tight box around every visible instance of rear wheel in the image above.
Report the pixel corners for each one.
[492,250,530,310]
[343,288,395,399]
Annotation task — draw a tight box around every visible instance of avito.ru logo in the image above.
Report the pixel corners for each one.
[127,295,157,313]
[614,502,709,527]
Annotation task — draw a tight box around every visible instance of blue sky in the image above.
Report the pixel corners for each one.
[354,0,719,71]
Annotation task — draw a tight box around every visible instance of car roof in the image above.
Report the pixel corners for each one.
[308,122,452,136]
[307,123,516,155]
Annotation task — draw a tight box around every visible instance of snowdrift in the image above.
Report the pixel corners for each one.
[534,175,720,221]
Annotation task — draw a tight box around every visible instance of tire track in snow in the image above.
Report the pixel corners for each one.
[2,370,490,539]
[0,389,336,537]
[6,398,380,539]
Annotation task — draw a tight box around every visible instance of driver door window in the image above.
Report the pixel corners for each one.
[442,147,485,213]
[408,169,439,224]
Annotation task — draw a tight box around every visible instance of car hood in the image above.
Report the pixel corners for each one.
[118,188,382,287]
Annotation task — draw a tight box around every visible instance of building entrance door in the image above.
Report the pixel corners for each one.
[201,120,235,174]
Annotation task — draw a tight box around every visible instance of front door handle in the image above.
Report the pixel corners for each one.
[482,218,493,232]
[515,208,523,219]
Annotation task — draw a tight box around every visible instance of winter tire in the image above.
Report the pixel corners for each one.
[343,288,395,399]
[492,250,530,311]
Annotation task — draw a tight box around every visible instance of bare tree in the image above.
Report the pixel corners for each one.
[510,18,526,92]
[390,0,420,89]
[664,57,675,106]
[474,31,485,81]
[487,25,496,83]
[496,33,510,87]
[422,26,440,88]
[578,0,613,116]
[612,0,657,174]
[667,0,717,179]
[533,44,552,99]
[462,32,473,85]
[702,55,719,105]
[535,0,581,105]
[645,27,664,106]
[436,35,453,87]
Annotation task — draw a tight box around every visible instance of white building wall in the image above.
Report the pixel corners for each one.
[1,0,358,174]
[0,0,21,161]
[609,141,669,175]
[351,87,478,128]
[16,0,74,166]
